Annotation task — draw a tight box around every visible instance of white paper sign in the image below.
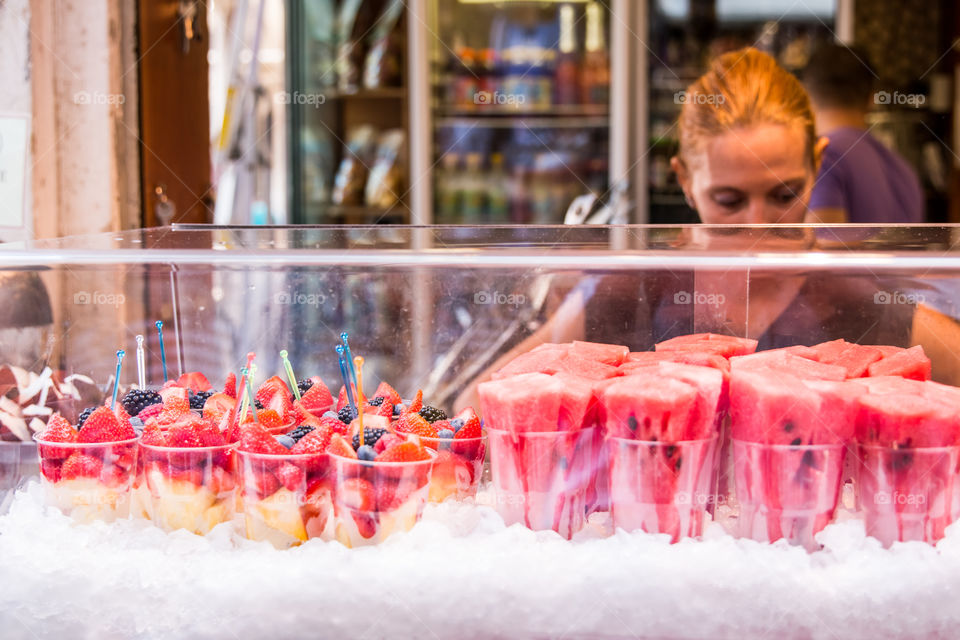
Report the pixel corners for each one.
[0,114,29,228]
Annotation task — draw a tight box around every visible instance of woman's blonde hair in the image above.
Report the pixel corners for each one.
[677,47,817,167]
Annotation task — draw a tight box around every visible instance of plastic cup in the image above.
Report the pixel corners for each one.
[487,427,598,540]
[608,436,719,541]
[139,441,237,535]
[732,439,846,550]
[329,449,436,547]
[0,441,22,516]
[34,435,139,523]
[858,444,960,546]
[419,432,487,502]
[238,449,334,549]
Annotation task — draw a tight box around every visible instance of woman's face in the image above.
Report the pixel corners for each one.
[672,124,825,225]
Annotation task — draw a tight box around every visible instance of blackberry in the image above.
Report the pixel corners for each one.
[419,406,447,423]
[77,406,96,428]
[120,389,163,417]
[189,390,215,411]
[338,405,357,424]
[254,399,264,410]
[367,396,385,407]
[352,427,388,450]
[297,379,314,395]
[286,425,315,443]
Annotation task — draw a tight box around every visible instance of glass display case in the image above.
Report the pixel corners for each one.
[2,224,960,638]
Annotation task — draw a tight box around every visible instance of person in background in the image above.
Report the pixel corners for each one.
[801,42,924,224]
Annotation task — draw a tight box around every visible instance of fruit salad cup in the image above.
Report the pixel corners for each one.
[858,444,960,546]
[328,439,436,547]
[238,449,334,549]
[608,435,719,541]
[35,411,139,523]
[139,418,238,535]
[732,440,847,551]
[419,431,487,502]
[487,427,598,540]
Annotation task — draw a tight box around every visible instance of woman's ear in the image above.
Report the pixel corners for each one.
[670,155,695,209]
[813,136,829,173]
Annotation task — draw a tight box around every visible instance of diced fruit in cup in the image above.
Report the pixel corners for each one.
[78,406,136,443]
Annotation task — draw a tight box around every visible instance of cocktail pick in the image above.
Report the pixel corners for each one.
[281,350,300,401]
[341,333,357,387]
[111,350,125,410]
[355,356,366,446]
[234,352,256,425]
[245,366,259,422]
[136,335,146,389]
[155,321,168,382]
[336,345,357,414]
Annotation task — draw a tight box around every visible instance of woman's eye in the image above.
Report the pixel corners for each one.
[772,189,799,205]
[713,195,743,209]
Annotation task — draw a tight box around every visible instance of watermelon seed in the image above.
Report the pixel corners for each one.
[890,451,914,471]
[674,456,683,471]
[665,445,677,459]
[789,438,802,446]
[783,421,795,433]
[627,416,638,433]
[801,450,820,469]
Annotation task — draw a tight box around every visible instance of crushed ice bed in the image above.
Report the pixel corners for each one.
[1,481,958,640]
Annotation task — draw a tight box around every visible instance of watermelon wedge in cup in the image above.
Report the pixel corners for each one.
[729,366,860,550]
[599,362,723,541]
[479,372,600,539]
[855,382,960,547]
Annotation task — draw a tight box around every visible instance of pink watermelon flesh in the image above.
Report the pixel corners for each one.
[866,345,931,381]
[810,339,850,363]
[855,375,926,396]
[492,348,569,379]
[570,341,629,366]
[655,333,758,358]
[599,374,697,441]
[555,353,619,380]
[856,392,960,447]
[868,345,906,358]
[478,373,563,433]
[553,373,599,431]
[730,351,847,381]
[530,343,572,355]
[812,340,883,378]
[658,362,724,440]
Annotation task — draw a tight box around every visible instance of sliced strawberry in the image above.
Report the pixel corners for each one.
[376,441,430,463]
[158,396,191,425]
[293,402,323,429]
[159,385,188,403]
[202,392,236,424]
[245,408,284,431]
[239,423,287,454]
[167,421,203,448]
[339,477,374,511]
[375,401,394,418]
[113,403,132,424]
[454,418,481,441]
[453,407,481,435]
[320,415,349,436]
[138,403,163,422]
[224,373,238,399]
[78,407,136,443]
[276,462,304,492]
[177,371,212,393]
[404,390,423,415]
[327,433,357,459]
[299,379,334,416]
[38,414,78,460]
[336,386,349,411]
[374,433,404,454]
[373,382,403,406]
[140,423,168,447]
[394,413,437,438]
[41,459,63,482]
[197,419,225,447]
[248,469,280,499]
[255,376,294,423]
[291,426,332,456]
[61,453,103,480]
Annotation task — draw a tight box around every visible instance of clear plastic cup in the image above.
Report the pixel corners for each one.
[487,427,598,539]
[34,435,139,523]
[608,436,719,541]
[238,449,334,549]
[419,432,487,502]
[0,441,22,516]
[732,439,846,550]
[329,449,436,547]
[139,441,238,535]
[858,443,960,546]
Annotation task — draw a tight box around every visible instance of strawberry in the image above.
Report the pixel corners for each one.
[39,414,78,460]
[113,403,132,424]
[158,396,191,425]
[431,419,452,433]
[138,402,163,422]
[374,433,404,454]
[339,477,374,511]
[319,415,348,436]
[167,421,203,448]
[373,382,403,406]
[375,401,394,418]
[336,386,349,411]
[299,380,334,416]
[202,392,236,423]
[376,480,410,511]
[248,470,280,499]
[405,389,423,414]
[224,372,238,399]
[291,426,332,455]
[168,466,203,486]
[61,453,103,480]
[244,408,284,431]
[393,413,437,438]
[78,407,135,443]
[198,420,226,447]
[177,371,212,393]
[453,408,482,436]
[159,385,188,403]
[255,376,294,423]
[239,423,287,455]
[276,462,304,492]
[326,433,357,459]
[40,459,63,482]
[140,423,168,447]
[454,418,481,441]
[293,402,323,428]
[209,465,236,494]
[376,441,430,463]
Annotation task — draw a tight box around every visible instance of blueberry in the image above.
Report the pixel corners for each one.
[323,411,339,420]
[357,445,376,461]
[437,429,454,439]
[276,435,295,449]
[450,418,465,432]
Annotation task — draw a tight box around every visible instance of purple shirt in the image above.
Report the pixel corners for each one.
[809,126,924,223]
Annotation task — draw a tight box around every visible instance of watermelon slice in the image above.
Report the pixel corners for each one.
[655,333,758,358]
[658,362,724,440]
[811,340,883,378]
[552,373,599,431]
[599,374,697,441]
[856,392,960,448]
[730,351,847,382]
[570,341,629,366]
[866,345,931,381]
[491,348,569,380]
[478,373,564,434]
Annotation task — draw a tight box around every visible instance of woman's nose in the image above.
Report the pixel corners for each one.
[743,199,770,224]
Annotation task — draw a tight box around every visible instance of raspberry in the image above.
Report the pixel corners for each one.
[374,433,404,454]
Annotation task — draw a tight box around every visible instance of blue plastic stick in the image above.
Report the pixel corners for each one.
[155,321,168,382]
[341,333,357,387]
[111,350,125,410]
[336,345,357,413]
